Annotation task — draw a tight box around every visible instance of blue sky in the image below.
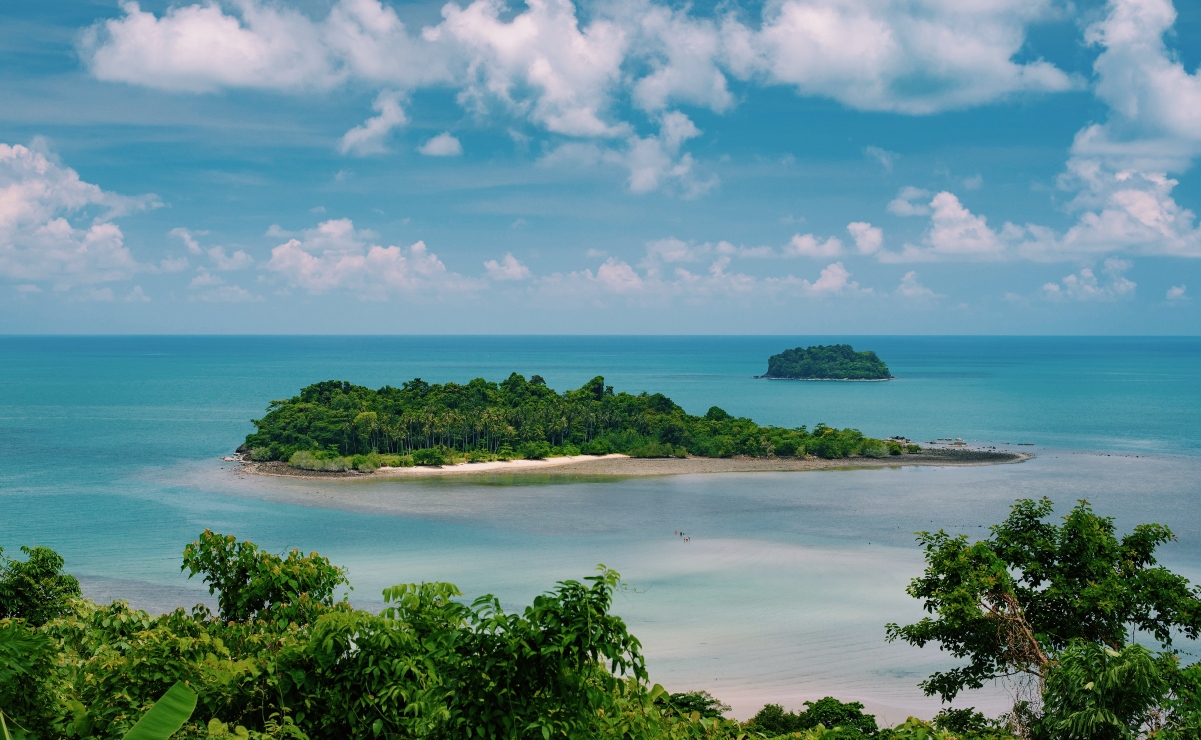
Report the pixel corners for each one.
[1,0,1200,333]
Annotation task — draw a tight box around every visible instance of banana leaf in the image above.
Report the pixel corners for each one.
[121,682,197,740]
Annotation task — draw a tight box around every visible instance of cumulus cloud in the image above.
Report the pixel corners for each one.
[846,222,882,254]
[81,0,450,93]
[433,0,628,137]
[340,89,408,155]
[418,132,463,156]
[1070,0,1201,174]
[1166,284,1187,301]
[78,0,1077,190]
[542,111,716,196]
[723,0,1074,115]
[1041,258,1136,301]
[172,228,255,270]
[783,233,842,258]
[0,142,155,290]
[895,270,936,298]
[879,192,1016,262]
[484,252,531,280]
[887,186,932,216]
[266,217,479,298]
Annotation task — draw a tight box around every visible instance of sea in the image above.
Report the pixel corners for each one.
[2,335,1200,722]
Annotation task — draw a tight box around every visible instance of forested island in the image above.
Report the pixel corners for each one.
[242,374,922,472]
[761,344,893,380]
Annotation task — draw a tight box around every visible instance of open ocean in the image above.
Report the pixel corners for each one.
[2,335,1200,722]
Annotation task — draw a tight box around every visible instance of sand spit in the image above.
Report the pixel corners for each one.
[239,448,1029,481]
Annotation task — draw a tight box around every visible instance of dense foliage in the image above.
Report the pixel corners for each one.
[763,345,893,380]
[9,499,1198,739]
[888,497,1201,739]
[242,374,899,467]
[1,536,1006,740]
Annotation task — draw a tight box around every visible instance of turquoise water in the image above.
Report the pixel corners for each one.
[2,336,1200,721]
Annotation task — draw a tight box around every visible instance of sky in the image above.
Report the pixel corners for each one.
[1,0,1200,333]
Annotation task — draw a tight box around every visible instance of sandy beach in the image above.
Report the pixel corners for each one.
[239,448,1030,480]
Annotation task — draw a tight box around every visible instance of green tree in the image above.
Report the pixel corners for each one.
[0,545,81,625]
[886,498,1201,702]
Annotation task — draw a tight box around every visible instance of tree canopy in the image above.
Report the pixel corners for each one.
[243,373,888,467]
[763,345,893,380]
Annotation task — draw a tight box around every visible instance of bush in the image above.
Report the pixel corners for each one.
[250,447,272,461]
[745,697,878,737]
[628,440,686,458]
[412,447,447,466]
[905,444,922,453]
[886,441,903,456]
[580,438,613,455]
[517,441,552,460]
[861,439,890,458]
[661,690,730,718]
[379,454,412,467]
[496,444,515,461]
[467,450,490,463]
[288,450,350,471]
[349,452,383,471]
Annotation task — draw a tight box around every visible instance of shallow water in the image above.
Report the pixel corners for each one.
[2,336,1199,721]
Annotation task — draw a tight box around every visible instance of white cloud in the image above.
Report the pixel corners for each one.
[847,222,882,254]
[1041,258,1136,301]
[207,246,254,271]
[124,285,150,302]
[541,111,716,196]
[170,227,203,254]
[887,186,932,216]
[484,252,531,280]
[81,0,452,93]
[1070,0,1201,174]
[723,0,1074,115]
[266,217,479,298]
[630,7,731,114]
[621,112,715,196]
[864,146,896,172]
[159,256,189,272]
[433,0,629,137]
[340,90,408,155]
[895,270,936,298]
[880,192,1016,262]
[172,228,255,270]
[783,233,842,259]
[1167,284,1187,301]
[0,142,155,289]
[418,132,463,157]
[81,0,344,93]
[806,261,855,295]
[190,271,224,287]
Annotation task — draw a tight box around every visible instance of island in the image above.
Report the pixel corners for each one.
[760,344,893,380]
[235,374,1022,476]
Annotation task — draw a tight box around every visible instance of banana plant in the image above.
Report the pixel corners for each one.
[121,682,197,740]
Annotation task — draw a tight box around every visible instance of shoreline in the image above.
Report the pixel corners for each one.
[237,448,1031,480]
[754,376,895,381]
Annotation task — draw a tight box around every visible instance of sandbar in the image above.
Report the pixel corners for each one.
[238,448,1029,480]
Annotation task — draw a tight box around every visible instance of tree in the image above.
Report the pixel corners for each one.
[0,545,81,625]
[886,498,1201,703]
[180,530,349,623]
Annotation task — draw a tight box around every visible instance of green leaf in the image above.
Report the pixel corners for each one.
[372,718,383,737]
[120,682,198,740]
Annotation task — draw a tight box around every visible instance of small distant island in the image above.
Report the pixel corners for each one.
[759,344,894,380]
